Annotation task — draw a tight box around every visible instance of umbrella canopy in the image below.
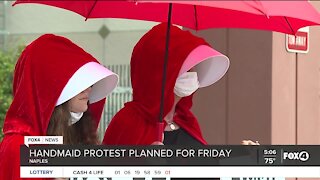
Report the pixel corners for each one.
[14,0,320,34]
[13,0,320,142]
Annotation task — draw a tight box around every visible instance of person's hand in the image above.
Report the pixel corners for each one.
[151,141,164,145]
[241,140,260,145]
[151,133,164,145]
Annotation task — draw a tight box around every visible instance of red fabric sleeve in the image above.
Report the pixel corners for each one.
[103,108,159,145]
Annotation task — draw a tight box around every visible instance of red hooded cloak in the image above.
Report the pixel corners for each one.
[0,34,106,180]
[103,23,208,145]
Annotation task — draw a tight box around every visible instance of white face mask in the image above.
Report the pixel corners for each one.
[174,72,200,97]
[69,112,84,126]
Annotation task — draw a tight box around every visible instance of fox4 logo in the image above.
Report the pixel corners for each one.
[283,151,309,162]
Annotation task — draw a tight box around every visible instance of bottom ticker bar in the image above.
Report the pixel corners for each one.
[20,166,320,178]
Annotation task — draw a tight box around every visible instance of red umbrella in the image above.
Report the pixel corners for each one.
[13,1,320,34]
[13,0,320,141]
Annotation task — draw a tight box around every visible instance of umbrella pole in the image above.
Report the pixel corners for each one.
[157,3,173,142]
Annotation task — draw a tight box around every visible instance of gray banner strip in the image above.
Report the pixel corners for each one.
[20,145,320,166]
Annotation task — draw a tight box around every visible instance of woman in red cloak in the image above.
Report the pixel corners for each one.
[103,23,229,145]
[0,34,118,180]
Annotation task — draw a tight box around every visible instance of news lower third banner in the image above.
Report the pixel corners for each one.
[20,145,320,178]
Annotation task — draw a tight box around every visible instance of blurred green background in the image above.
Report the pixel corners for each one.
[0,47,22,141]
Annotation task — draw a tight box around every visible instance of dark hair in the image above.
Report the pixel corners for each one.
[46,102,98,145]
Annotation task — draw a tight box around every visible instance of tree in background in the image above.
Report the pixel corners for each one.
[0,47,23,141]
